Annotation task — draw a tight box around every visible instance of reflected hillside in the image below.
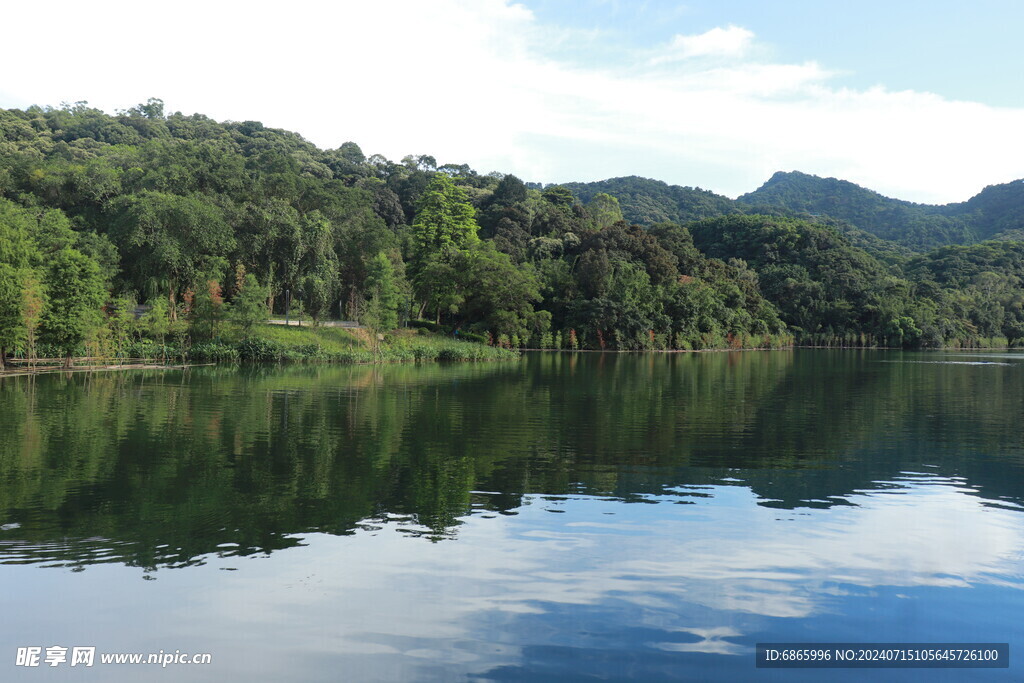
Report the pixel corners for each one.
[1,352,1024,569]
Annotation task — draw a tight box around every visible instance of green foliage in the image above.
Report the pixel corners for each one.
[564,176,736,225]
[190,279,228,341]
[20,273,45,364]
[0,264,24,367]
[39,249,107,365]
[688,215,892,344]
[411,174,479,261]
[362,252,400,332]
[108,296,138,360]
[229,274,268,335]
[4,101,1024,356]
[737,171,979,250]
[142,298,171,359]
[188,341,240,363]
[298,212,340,323]
[587,192,624,230]
[109,191,234,304]
[0,199,39,268]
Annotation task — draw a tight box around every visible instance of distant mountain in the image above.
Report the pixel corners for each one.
[561,176,737,226]
[737,171,1024,250]
[562,174,929,258]
[959,179,1024,240]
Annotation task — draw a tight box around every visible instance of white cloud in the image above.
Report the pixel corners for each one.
[653,25,756,63]
[0,0,1021,203]
[151,483,1024,676]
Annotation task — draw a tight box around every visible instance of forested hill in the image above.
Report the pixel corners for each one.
[562,175,918,265]
[736,170,1024,250]
[2,99,1024,358]
[562,176,737,225]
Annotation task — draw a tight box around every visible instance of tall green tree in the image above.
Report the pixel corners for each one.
[411,174,479,262]
[142,297,171,360]
[587,192,624,230]
[108,296,138,362]
[21,273,45,367]
[0,265,23,370]
[299,212,340,324]
[39,249,107,368]
[0,200,37,369]
[362,252,400,333]
[230,273,268,336]
[410,175,480,318]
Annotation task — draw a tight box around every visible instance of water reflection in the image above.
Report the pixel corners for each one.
[1,351,1024,680]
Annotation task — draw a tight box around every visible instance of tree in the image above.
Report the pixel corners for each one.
[109,192,234,318]
[39,249,107,368]
[0,201,41,368]
[190,279,228,341]
[108,296,138,363]
[142,297,170,360]
[409,241,543,338]
[362,252,401,335]
[0,265,23,370]
[338,141,366,164]
[21,274,45,368]
[0,199,40,266]
[410,175,480,317]
[230,274,268,336]
[587,192,624,230]
[299,212,340,324]
[411,174,479,264]
[489,174,528,207]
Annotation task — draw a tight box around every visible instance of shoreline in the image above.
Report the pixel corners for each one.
[0,362,214,378]
[5,345,1020,378]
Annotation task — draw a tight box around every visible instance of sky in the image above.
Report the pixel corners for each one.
[1,0,1022,204]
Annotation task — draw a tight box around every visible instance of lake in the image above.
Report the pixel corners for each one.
[1,350,1023,681]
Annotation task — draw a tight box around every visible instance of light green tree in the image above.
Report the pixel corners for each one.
[143,297,171,360]
[362,252,401,334]
[21,274,45,368]
[40,249,107,368]
[409,176,481,321]
[0,199,39,369]
[230,274,268,336]
[411,174,479,253]
[0,265,23,370]
[108,296,138,363]
[587,192,624,230]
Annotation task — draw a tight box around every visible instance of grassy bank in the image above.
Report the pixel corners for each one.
[122,325,520,365]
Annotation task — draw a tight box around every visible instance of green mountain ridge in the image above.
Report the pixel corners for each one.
[562,176,738,225]
[737,170,1024,249]
[566,170,1024,251]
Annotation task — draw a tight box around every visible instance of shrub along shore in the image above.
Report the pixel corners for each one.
[1,323,519,371]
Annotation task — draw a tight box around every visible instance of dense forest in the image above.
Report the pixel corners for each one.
[1,99,1023,363]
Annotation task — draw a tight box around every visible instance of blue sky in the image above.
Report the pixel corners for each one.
[530,0,1024,106]
[1,0,1022,203]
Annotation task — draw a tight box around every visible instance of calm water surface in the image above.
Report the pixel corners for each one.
[1,350,1023,681]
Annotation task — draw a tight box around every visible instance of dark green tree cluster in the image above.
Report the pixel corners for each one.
[0,199,108,367]
[689,215,1024,347]
[469,175,788,349]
